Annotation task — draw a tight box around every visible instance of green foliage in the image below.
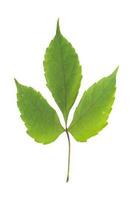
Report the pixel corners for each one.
[15,20,118,181]
[15,80,64,144]
[68,68,118,142]
[44,20,82,122]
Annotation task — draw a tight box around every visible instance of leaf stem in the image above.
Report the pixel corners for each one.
[65,128,71,182]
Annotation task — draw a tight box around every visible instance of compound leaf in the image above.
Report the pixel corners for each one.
[15,80,64,144]
[15,20,118,182]
[68,68,118,142]
[44,20,82,123]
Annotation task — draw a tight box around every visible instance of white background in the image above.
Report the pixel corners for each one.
[0,0,133,199]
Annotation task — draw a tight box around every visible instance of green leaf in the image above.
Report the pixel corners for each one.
[44,20,82,123]
[15,80,64,144]
[15,20,118,182]
[68,68,118,142]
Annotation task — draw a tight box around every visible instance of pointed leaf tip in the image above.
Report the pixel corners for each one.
[56,19,61,35]
[14,78,17,83]
[111,66,119,79]
[113,66,119,74]
[14,78,19,87]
